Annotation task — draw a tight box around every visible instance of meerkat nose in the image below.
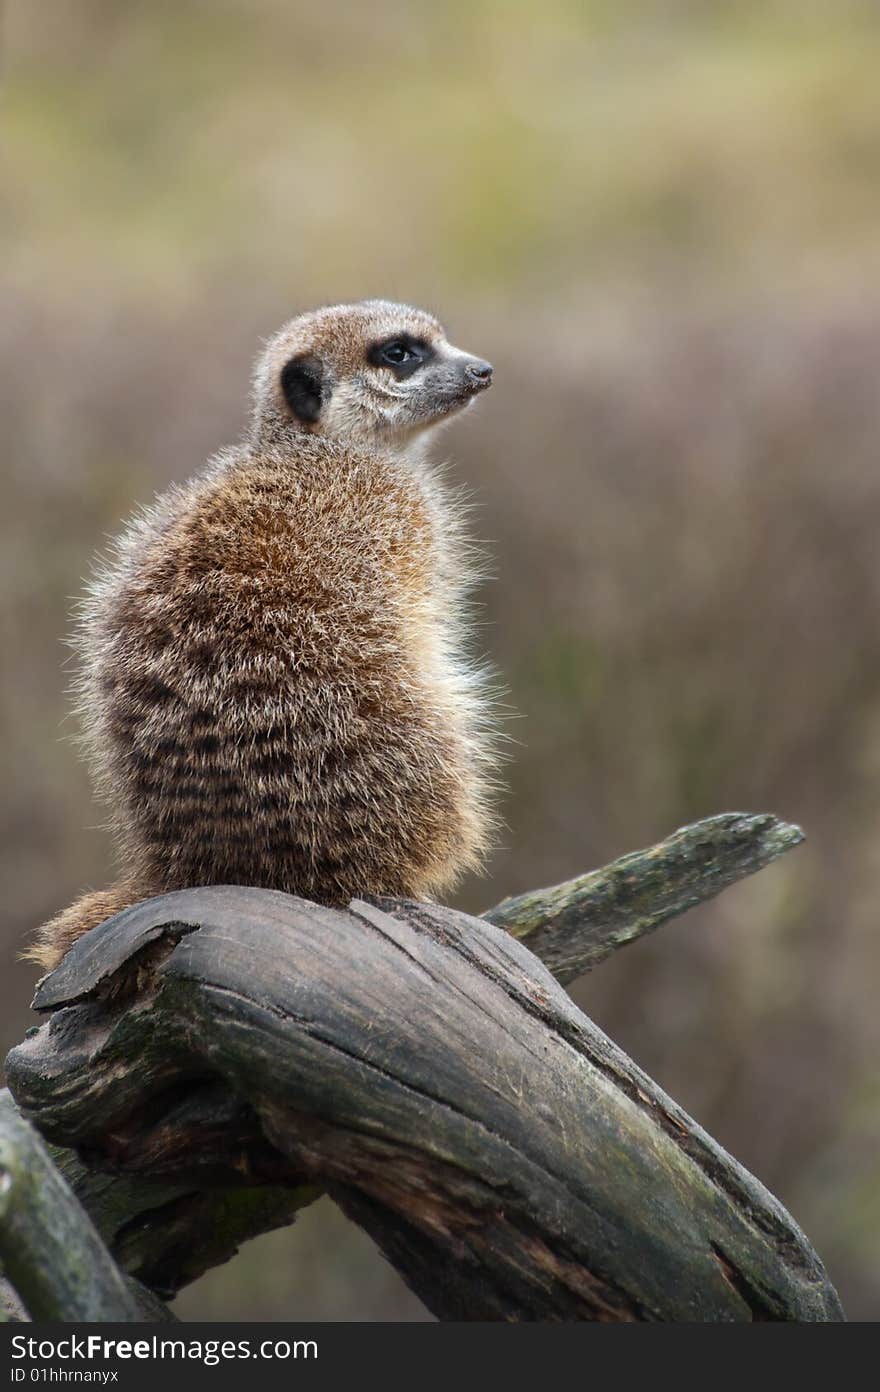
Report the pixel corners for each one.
[464,358,494,389]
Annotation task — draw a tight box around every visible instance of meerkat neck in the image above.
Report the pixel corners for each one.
[393,433,436,472]
[248,412,441,474]
[247,407,304,454]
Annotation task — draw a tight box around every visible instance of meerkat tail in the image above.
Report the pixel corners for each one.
[24,880,148,971]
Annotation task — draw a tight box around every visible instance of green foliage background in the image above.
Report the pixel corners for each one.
[2,0,880,1318]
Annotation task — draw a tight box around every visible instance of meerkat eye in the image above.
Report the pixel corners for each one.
[367,335,434,377]
[382,341,414,365]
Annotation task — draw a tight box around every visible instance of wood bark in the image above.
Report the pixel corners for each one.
[0,1091,167,1322]
[486,811,804,981]
[2,815,842,1321]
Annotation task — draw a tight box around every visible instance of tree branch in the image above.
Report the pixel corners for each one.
[44,1134,317,1300]
[0,1091,154,1321]
[0,1276,28,1323]
[483,812,804,983]
[6,882,841,1322]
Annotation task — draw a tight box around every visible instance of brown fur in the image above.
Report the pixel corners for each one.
[28,301,499,970]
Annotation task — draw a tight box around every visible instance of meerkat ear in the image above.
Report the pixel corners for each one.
[279,353,326,425]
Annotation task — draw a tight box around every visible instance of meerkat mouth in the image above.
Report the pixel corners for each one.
[433,373,493,418]
[431,392,479,422]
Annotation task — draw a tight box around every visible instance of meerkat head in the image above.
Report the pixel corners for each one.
[251,300,493,453]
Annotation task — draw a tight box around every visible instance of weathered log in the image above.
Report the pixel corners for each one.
[5,844,842,1322]
[0,1090,161,1321]
[486,812,803,982]
[1,1274,29,1323]
[42,1140,317,1301]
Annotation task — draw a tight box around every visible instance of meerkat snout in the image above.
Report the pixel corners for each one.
[463,357,494,387]
[251,299,494,453]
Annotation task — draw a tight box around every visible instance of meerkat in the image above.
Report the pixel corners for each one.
[28,300,499,971]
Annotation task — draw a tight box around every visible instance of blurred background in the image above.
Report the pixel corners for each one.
[2,0,879,1320]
